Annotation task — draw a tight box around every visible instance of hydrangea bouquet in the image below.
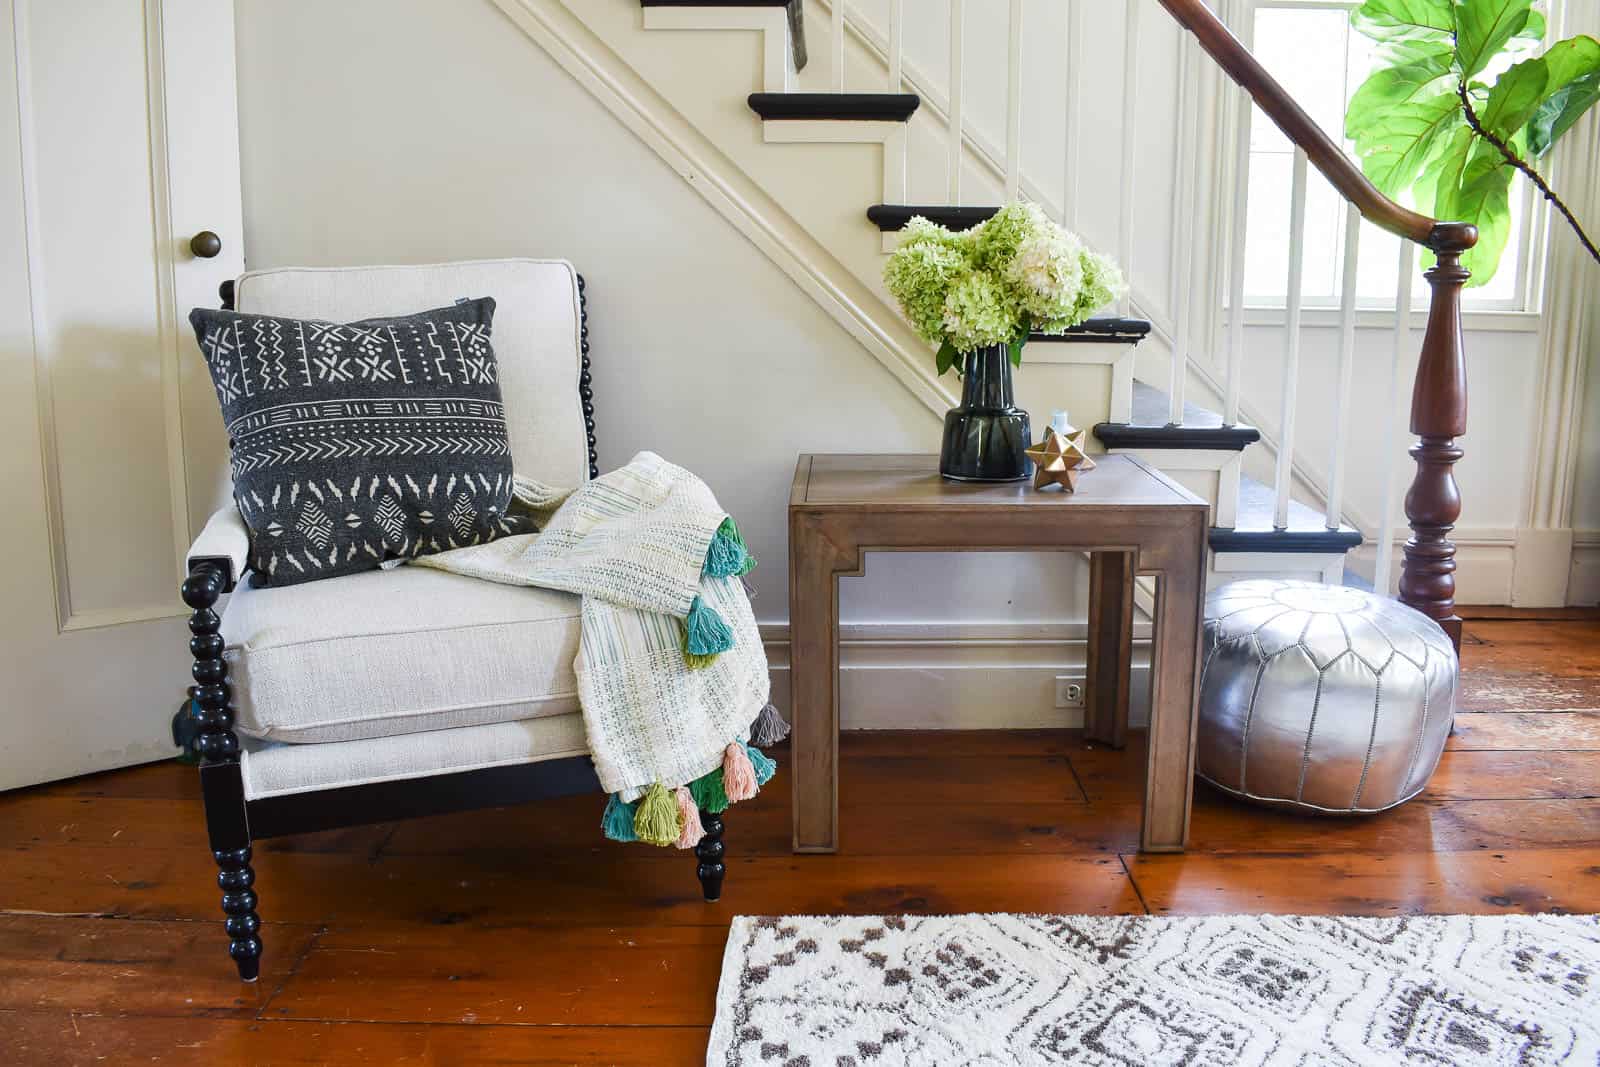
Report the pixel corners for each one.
[883,202,1125,376]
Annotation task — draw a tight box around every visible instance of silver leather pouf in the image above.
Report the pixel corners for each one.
[1198,579,1458,814]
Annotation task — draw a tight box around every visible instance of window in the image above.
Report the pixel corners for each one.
[1241,0,1542,313]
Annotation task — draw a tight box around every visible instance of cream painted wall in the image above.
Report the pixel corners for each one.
[232,0,1091,629]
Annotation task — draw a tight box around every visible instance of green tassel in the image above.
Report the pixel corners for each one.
[601,794,639,843]
[746,744,777,787]
[633,781,682,846]
[689,766,730,814]
[704,517,757,578]
[684,595,734,656]
[677,618,718,669]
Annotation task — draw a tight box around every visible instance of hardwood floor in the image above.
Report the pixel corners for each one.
[2,618,1597,1065]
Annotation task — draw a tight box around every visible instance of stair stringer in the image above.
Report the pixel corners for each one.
[489,0,956,421]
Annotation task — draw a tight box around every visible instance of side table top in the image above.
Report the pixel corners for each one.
[790,453,1207,512]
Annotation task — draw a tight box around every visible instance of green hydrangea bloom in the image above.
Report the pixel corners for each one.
[1073,249,1126,321]
[901,215,972,252]
[971,201,1051,273]
[941,270,1016,351]
[884,238,968,345]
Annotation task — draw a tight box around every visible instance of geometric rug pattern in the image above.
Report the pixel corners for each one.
[709,913,1600,1065]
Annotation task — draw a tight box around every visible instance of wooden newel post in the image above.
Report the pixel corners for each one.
[1400,223,1476,651]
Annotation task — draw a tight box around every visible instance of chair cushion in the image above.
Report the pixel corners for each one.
[236,260,590,488]
[221,564,582,744]
[240,715,590,800]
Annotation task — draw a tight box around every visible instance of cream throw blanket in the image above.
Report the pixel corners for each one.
[411,451,770,803]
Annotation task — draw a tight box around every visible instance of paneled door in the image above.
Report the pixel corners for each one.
[0,0,244,790]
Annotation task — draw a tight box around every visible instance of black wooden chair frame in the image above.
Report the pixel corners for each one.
[177,275,727,982]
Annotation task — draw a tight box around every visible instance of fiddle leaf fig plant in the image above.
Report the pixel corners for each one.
[1345,0,1600,284]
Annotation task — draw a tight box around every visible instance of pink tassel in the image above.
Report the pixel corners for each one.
[722,742,758,804]
[673,786,705,850]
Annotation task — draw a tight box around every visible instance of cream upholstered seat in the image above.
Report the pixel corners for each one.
[221,566,582,746]
[186,259,595,799]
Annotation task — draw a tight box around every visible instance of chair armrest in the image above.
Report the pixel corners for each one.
[187,507,250,592]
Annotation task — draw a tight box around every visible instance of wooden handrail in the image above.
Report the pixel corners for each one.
[1158,0,1476,255]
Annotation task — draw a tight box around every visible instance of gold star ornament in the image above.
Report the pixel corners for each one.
[1025,420,1096,492]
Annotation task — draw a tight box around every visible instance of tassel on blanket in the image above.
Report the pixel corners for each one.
[633,781,682,847]
[689,764,730,814]
[746,742,777,786]
[684,595,735,656]
[677,618,718,671]
[703,517,757,578]
[673,786,705,849]
[750,702,790,745]
[723,742,758,803]
[602,794,639,843]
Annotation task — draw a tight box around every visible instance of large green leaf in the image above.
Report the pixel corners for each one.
[1352,0,1453,37]
[1349,87,1462,196]
[1482,36,1600,142]
[1433,135,1516,286]
[1454,0,1534,80]
[1527,58,1600,157]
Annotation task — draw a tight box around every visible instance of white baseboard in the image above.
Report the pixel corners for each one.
[1511,528,1577,607]
[761,621,1154,731]
[1345,530,1517,604]
[1571,532,1600,607]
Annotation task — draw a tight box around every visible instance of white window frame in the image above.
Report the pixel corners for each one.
[1233,0,1549,331]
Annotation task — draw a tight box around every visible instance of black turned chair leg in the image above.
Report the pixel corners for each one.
[215,845,261,981]
[182,563,262,982]
[696,809,726,902]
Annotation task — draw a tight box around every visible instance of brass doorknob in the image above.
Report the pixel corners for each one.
[190,231,222,258]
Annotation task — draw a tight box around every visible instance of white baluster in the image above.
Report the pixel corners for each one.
[1373,241,1415,596]
[1223,18,1254,427]
[833,0,846,92]
[1274,148,1308,531]
[948,0,964,204]
[1169,38,1195,426]
[1005,0,1024,200]
[1063,0,1082,230]
[1327,203,1361,530]
[887,0,903,90]
[1118,0,1141,316]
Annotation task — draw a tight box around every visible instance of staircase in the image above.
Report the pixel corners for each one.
[515,0,1474,630]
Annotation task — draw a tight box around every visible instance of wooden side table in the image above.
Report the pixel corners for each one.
[787,453,1209,854]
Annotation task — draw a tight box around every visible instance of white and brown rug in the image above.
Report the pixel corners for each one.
[708,913,1600,1065]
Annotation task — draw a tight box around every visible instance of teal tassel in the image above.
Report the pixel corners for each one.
[684,595,734,655]
[703,517,754,578]
[689,766,730,813]
[601,793,639,843]
[746,744,777,787]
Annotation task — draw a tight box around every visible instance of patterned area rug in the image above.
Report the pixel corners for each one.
[708,913,1600,1065]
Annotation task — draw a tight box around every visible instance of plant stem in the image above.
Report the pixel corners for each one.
[1457,83,1600,266]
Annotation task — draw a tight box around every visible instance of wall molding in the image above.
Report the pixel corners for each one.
[760,620,1154,731]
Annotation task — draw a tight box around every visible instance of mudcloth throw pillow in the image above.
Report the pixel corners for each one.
[188,297,531,587]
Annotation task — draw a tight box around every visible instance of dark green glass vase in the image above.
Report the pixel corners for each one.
[939,344,1032,482]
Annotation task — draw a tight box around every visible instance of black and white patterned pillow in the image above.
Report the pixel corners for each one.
[188,297,531,587]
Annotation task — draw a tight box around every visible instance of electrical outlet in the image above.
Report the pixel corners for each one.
[1054,677,1086,709]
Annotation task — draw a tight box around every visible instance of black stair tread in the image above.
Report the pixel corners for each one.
[1209,474,1362,554]
[868,204,998,231]
[1095,381,1261,451]
[749,92,920,121]
[1031,318,1152,345]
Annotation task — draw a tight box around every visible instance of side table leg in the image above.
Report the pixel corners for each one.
[1142,560,1204,852]
[1086,551,1134,749]
[790,513,843,853]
